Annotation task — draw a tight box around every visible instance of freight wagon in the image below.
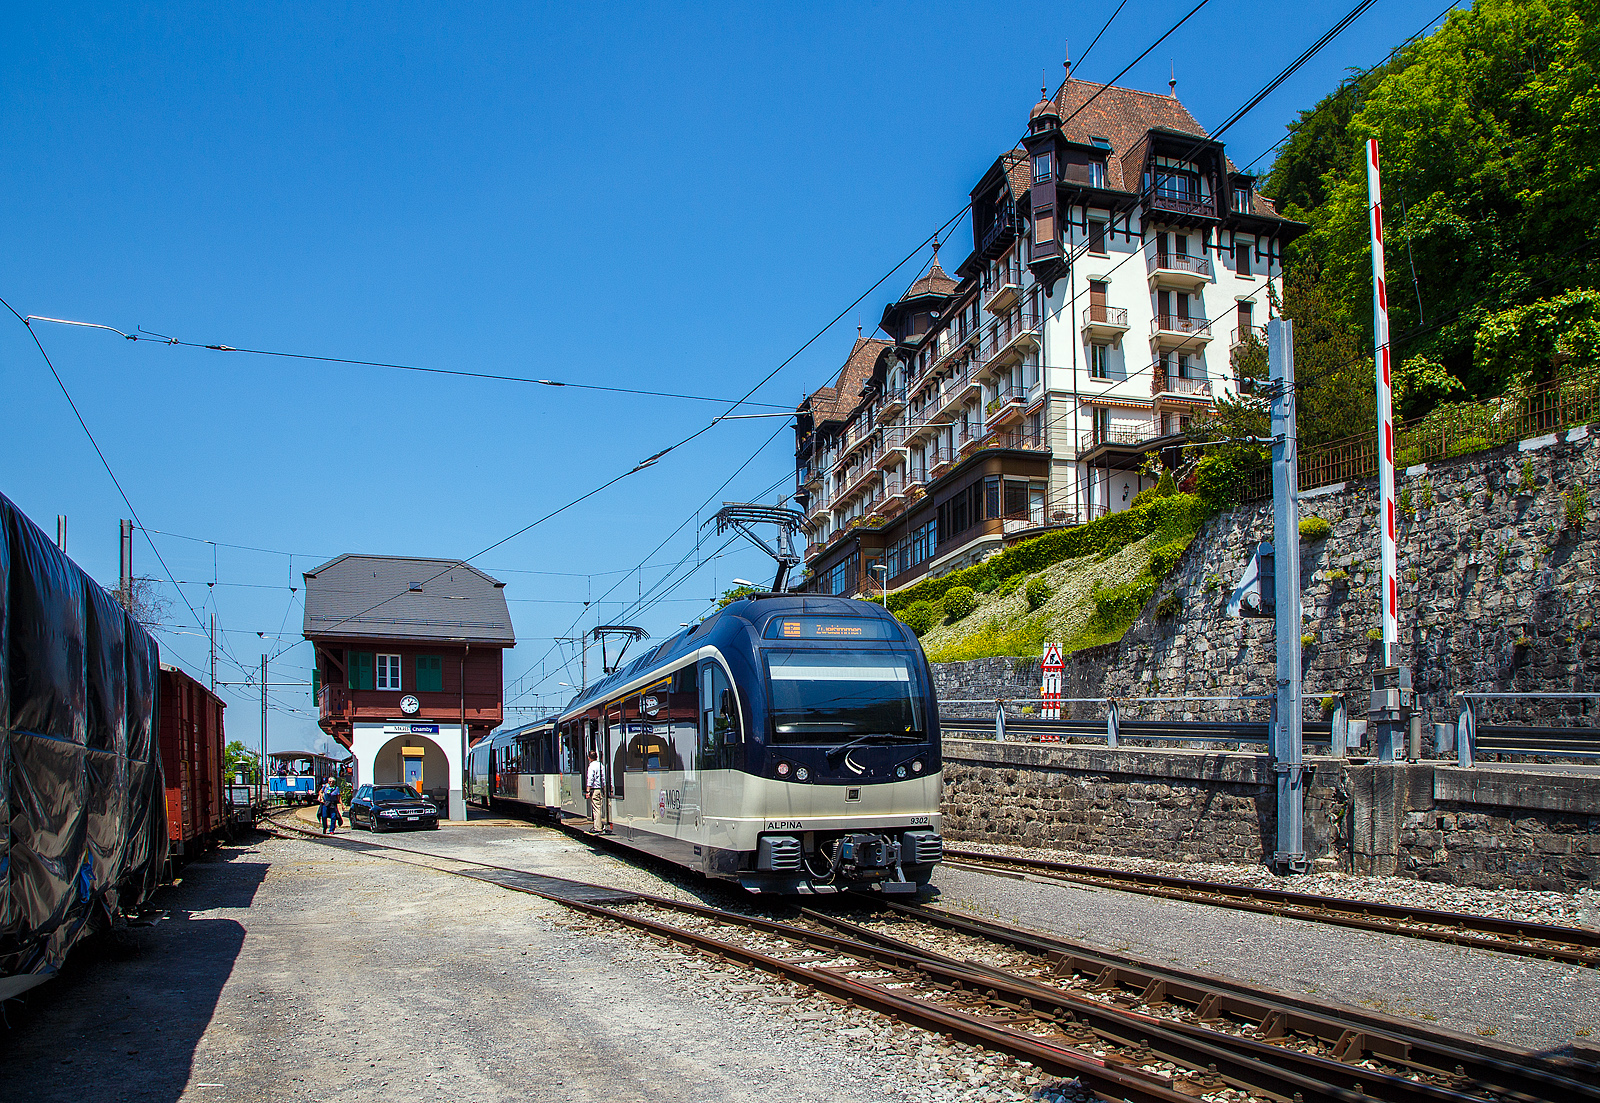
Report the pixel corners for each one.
[158,665,227,860]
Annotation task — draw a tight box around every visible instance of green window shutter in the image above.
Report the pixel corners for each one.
[349,652,373,690]
[416,655,442,693]
[312,668,321,701]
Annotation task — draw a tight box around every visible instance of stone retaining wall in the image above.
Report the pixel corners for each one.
[943,740,1599,889]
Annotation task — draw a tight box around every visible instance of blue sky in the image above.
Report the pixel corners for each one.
[1,1,1458,753]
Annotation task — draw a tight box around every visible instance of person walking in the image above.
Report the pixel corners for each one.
[584,751,607,833]
[319,778,342,834]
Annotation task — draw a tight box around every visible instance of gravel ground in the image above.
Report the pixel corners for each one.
[0,830,1075,1103]
[276,813,1599,1053]
[950,839,1600,929]
[933,863,1600,1054]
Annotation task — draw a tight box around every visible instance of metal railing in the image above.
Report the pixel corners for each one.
[1143,187,1215,219]
[1152,373,1213,398]
[1081,304,1129,330]
[1078,425,1158,454]
[1454,692,1600,767]
[1146,251,1212,279]
[1241,372,1600,499]
[1230,325,1267,348]
[1151,314,1212,337]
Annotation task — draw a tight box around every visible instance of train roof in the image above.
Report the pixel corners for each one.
[558,594,899,718]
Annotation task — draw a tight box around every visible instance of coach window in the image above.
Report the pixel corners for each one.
[606,705,625,798]
[700,663,740,753]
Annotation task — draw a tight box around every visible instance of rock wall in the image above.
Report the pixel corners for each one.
[933,425,1600,732]
[941,740,1599,889]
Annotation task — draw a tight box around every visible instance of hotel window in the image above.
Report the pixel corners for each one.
[1087,219,1107,255]
[1235,241,1252,278]
[1090,343,1109,379]
[1088,160,1106,189]
[1233,186,1251,212]
[1033,150,1052,182]
[376,654,401,691]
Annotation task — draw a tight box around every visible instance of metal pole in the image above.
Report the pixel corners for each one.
[1269,318,1306,873]
[1105,699,1119,749]
[263,654,274,806]
[1457,698,1476,769]
[209,613,217,693]
[1330,695,1347,760]
[57,515,68,553]
[1367,139,1399,668]
[118,519,133,609]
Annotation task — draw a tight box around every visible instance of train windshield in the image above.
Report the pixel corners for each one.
[766,650,926,744]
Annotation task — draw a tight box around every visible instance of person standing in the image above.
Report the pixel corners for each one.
[319,778,341,834]
[584,751,607,833]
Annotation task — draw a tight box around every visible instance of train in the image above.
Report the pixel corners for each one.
[159,664,229,860]
[267,751,348,803]
[467,593,943,894]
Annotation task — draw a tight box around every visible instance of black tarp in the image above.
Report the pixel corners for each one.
[0,492,167,998]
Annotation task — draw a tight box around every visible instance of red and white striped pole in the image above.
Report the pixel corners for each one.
[1367,138,1398,667]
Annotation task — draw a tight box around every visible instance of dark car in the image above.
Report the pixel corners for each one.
[350,784,440,832]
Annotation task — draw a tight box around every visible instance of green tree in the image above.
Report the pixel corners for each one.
[225,740,260,783]
[717,584,763,607]
[1268,0,1600,400]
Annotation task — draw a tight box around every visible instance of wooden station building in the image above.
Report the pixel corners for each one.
[303,554,514,819]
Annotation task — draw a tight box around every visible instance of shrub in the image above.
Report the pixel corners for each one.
[1319,695,1337,713]
[1366,627,1383,641]
[1156,593,1181,618]
[998,573,1024,597]
[1024,577,1053,611]
[896,600,939,636]
[1520,460,1537,492]
[1565,485,1589,529]
[1147,537,1192,578]
[884,493,1208,613]
[1090,576,1157,631]
[975,574,999,594]
[942,586,977,620]
[1299,516,1332,541]
[1326,568,1349,583]
[1154,469,1178,497]
[1398,486,1414,518]
[1129,487,1162,509]
[1301,633,1316,648]
[1448,436,1490,458]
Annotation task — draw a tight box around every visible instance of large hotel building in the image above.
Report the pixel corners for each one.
[795,70,1304,598]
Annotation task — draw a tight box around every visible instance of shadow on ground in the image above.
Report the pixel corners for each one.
[0,843,267,1103]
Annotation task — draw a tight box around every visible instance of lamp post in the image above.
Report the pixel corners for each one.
[871,562,889,598]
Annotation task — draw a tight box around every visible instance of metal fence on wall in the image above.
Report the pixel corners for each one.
[1240,373,1600,500]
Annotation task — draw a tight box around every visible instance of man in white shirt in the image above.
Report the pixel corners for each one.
[585,751,607,833]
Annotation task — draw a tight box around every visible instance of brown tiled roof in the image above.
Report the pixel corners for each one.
[1051,78,1216,191]
[799,337,892,424]
[902,262,958,301]
[1003,150,1031,199]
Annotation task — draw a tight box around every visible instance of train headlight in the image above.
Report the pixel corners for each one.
[912,759,925,773]
[895,764,908,779]
[776,761,792,778]
[795,766,810,782]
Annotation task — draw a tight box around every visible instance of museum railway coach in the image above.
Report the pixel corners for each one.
[468,595,943,894]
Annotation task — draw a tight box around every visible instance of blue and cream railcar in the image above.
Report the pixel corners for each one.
[267,751,345,803]
[478,594,943,894]
[467,718,571,812]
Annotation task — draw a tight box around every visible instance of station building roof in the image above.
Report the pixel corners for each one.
[302,553,515,645]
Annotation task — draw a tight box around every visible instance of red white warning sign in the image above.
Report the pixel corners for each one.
[1041,641,1063,722]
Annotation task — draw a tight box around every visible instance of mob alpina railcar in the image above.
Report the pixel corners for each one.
[467,594,943,893]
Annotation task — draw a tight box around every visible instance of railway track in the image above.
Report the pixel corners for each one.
[262,810,1595,1102]
[940,848,1600,969]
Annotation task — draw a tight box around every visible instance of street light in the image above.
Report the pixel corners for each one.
[871,562,889,596]
[732,578,756,587]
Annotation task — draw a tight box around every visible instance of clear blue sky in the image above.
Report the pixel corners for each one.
[1,1,1457,753]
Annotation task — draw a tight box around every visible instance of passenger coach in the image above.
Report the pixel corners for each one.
[467,594,943,893]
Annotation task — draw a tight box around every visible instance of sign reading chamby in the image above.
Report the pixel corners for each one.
[1040,641,1063,724]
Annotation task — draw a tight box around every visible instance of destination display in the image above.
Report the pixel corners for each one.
[763,617,896,641]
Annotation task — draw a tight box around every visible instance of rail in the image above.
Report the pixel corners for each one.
[1080,304,1128,329]
[1453,691,1600,768]
[1146,251,1212,279]
[1151,373,1212,398]
[1151,314,1212,337]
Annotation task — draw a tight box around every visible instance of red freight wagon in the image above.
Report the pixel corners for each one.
[158,664,227,859]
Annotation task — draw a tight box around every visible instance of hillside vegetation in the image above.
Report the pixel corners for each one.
[887,491,1208,661]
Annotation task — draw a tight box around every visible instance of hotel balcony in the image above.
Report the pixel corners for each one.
[1081,304,1130,342]
[1230,324,1267,351]
[1151,373,1215,402]
[879,386,907,418]
[1077,425,1161,457]
[1146,250,1212,291]
[928,443,955,480]
[984,387,1026,430]
[983,272,1023,314]
[1143,187,1218,222]
[1150,314,1213,352]
[987,426,1047,452]
[933,367,982,422]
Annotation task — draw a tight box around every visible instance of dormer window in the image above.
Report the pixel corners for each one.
[1233,186,1251,212]
[1033,150,1053,183]
[1088,161,1106,189]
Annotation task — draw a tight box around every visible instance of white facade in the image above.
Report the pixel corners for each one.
[350,720,465,821]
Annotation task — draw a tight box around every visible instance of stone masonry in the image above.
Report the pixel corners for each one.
[931,429,1600,887]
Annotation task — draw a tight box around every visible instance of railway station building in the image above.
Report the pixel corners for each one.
[796,65,1304,597]
[302,554,514,820]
